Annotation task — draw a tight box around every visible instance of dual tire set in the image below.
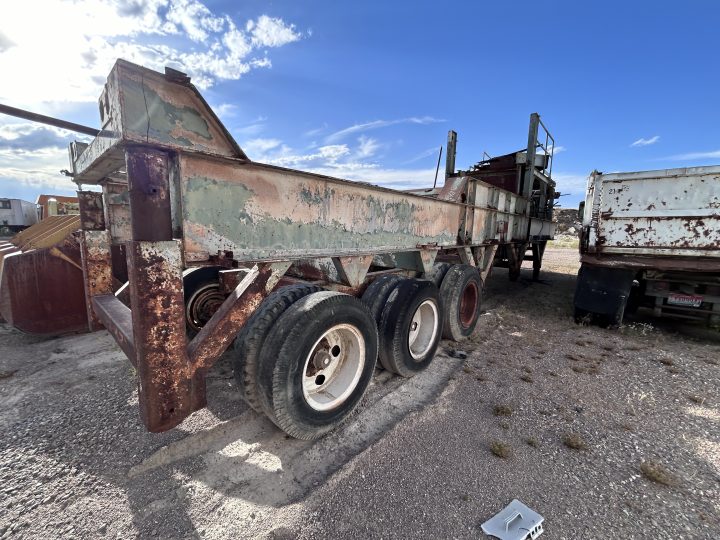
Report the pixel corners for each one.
[187,264,483,440]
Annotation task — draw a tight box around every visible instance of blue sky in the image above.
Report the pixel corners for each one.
[0,0,718,206]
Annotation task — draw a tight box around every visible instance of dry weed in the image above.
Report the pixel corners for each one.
[640,460,678,486]
[493,404,513,417]
[490,440,511,458]
[562,432,588,450]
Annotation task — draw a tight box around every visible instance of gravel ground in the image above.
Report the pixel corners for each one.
[1,248,718,539]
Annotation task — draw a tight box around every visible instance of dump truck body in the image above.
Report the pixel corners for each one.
[67,59,557,435]
[576,166,720,325]
[2,59,558,439]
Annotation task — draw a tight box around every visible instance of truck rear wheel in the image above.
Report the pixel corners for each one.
[183,266,225,335]
[430,262,452,288]
[439,264,483,341]
[257,291,378,440]
[361,274,404,324]
[232,284,322,413]
[378,279,442,377]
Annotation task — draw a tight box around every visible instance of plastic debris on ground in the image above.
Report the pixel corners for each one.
[481,499,544,540]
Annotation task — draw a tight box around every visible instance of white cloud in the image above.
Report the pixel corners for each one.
[325,116,445,143]
[165,0,225,42]
[249,15,302,48]
[0,147,79,194]
[243,138,282,156]
[0,121,93,193]
[630,135,660,147]
[213,103,238,118]
[661,149,720,161]
[304,123,328,137]
[401,146,441,165]
[552,173,588,196]
[356,136,380,159]
[240,135,439,190]
[0,0,304,105]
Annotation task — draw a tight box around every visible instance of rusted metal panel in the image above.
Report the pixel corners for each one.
[77,191,105,230]
[92,294,136,364]
[179,155,463,262]
[0,217,88,335]
[116,62,245,159]
[0,237,87,335]
[585,167,720,257]
[72,60,245,184]
[580,254,720,272]
[125,240,199,432]
[103,181,132,244]
[126,148,173,242]
[80,230,114,330]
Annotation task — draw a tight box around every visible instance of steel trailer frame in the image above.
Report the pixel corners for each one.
[66,60,555,433]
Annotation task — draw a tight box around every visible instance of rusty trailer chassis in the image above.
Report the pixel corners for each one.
[58,60,556,433]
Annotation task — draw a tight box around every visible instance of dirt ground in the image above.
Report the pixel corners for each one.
[1,248,718,539]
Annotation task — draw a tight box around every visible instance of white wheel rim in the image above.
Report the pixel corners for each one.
[302,324,365,411]
[408,299,439,360]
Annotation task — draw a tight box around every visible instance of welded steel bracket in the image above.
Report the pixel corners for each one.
[332,255,374,288]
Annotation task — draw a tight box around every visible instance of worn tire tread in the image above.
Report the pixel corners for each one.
[233,284,321,413]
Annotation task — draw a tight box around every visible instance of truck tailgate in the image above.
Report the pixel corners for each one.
[595,166,720,257]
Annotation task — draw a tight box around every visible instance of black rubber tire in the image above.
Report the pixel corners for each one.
[361,274,404,324]
[378,279,443,377]
[439,264,483,341]
[430,262,452,288]
[183,266,225,336]
[256,291,378,440]
[232,284,322,413]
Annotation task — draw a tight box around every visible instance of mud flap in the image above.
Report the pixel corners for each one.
[574,264,635,326]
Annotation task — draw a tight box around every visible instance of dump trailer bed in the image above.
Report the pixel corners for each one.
[576,166,720,325]
[51,59,557,438]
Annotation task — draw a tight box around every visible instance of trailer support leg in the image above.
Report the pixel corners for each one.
[127,240,197,431]
[78,191,113,331]
[531,240,547,281]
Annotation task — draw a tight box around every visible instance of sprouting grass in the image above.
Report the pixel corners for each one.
[493,404,514,417]
[525,437,539,448]
[562,432,588,450]
[490,440,512,458]
[519,374,534,383]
